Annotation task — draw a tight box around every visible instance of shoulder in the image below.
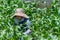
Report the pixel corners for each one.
[26,18,31,25]
[23,18,30,24]
[24,18,29,22]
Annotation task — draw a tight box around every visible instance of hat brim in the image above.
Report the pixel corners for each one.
[11,13,29,18]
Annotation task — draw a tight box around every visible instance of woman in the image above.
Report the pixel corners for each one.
[11,8,31,35]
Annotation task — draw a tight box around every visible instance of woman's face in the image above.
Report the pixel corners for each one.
[15,16,22,20]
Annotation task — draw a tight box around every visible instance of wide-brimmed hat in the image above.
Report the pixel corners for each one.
[11,8,29,18]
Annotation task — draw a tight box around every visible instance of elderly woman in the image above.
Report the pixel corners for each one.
[11,8,31,35]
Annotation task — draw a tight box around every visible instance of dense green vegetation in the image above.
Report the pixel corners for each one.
[0,0,60,40]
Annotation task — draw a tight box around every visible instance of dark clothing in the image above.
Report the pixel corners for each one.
[14,18,30,32]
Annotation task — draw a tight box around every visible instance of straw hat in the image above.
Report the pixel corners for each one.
[11,8,29,18]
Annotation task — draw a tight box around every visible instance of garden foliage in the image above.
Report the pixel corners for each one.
[0,0,60,40]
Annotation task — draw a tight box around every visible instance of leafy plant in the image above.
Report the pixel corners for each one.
[0,0,60,40]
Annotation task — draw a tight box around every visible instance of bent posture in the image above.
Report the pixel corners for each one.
[11,8,31,35]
